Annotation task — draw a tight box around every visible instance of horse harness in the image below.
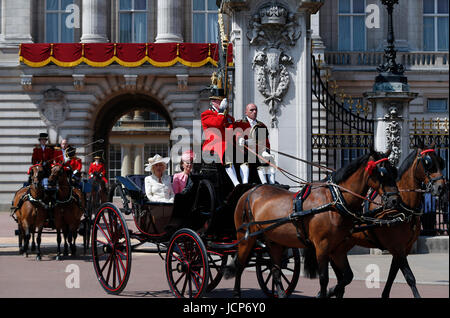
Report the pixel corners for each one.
[10,187,49,222]
[236,176,403,248]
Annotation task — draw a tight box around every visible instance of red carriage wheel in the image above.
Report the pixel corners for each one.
[165,228,209,298]
[206,252,228,292]
[92,203,132,295]
[255,247,301,298]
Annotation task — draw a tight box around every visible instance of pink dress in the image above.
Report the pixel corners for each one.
[172,172,188,194]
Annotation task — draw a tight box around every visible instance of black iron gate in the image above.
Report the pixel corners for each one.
[409,118,449,235]
[310,55,374,181]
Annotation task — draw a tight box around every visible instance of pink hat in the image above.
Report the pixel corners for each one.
[181,150,195,162]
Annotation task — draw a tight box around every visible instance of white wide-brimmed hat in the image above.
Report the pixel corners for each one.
[144,154,170,172]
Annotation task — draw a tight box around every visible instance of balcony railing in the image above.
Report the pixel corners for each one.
[324,51,448,69]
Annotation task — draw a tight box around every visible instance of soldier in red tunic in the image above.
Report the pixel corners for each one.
[234,103,275,184]
[88,155,108,184]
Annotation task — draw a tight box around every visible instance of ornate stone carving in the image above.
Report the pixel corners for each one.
[176,74,189,90]
[72,74,85,90]
[384,106,401,165]
[247,2,301,127]
[20,75,33,91]
[38,88,70,135]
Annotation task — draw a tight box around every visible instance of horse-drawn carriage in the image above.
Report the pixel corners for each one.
[11,163,107,260]
[92,162,301,298]
[93,146,447,299]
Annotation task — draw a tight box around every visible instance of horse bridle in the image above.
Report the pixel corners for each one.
[416,149,445,193]
[366,158,400,207]
[28,164,44,189]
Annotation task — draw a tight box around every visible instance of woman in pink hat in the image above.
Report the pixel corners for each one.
[172,150,195,195]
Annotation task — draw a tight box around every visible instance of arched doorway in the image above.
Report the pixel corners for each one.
[92,93,173,182]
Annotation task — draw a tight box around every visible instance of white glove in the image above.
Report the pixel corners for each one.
[261,151,274,161]
[73,170,78,175]
[219,98,228,113]
[238,137,245,147]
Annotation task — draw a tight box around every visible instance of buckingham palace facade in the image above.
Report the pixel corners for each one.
[0,0,448,208]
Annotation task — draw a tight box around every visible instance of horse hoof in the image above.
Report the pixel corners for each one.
[56,255,62,261]
[36,255,41,261]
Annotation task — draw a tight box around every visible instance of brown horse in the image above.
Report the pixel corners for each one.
[48,164,84,260]
[227,150,401,298]
[328,145,447,298]
[88,171,108,214]
[12,164,48,260]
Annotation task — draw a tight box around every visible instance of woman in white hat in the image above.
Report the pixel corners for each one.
[144,154,174,203]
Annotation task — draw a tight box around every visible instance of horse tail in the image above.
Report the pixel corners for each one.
[303,242,319,279]
[224,191,251,280]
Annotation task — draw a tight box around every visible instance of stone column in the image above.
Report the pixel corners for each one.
[133,110,144,121]
[134,145,144,175]
[1,0,33,46]
[225,1,322,184]
[121,144,132,176]
[364,90,417,166]
[80,0,108,43]
[311,10,325,58]
[155,0,183,43]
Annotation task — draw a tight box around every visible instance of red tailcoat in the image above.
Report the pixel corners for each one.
[88,162,108,183]
[52,149,64,165]
[32,146,54,165]
[201,109,235,164]
[65,157,82,172]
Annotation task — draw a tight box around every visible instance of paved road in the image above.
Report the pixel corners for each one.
[1,211,448,299]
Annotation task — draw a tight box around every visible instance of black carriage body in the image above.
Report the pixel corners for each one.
[93,163,300,298]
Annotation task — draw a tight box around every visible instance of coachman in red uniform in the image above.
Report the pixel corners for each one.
[64,146,82,185]
[31,133,53,176]
[200,80,241,186]
[32,133,53,164]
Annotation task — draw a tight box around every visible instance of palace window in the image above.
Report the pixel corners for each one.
[45,0,75,43]
[338,0,366,51]
[192,0,218,43]
[423,0,449,51]
[108,144,123,183]
[427,98,448,112]
[119,0,148,43]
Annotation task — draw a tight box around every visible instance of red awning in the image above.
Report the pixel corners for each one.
[19,43,233,68]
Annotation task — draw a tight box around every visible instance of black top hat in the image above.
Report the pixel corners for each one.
[209,88,226,100]
[39,133,48,140]
[208,71,226,100]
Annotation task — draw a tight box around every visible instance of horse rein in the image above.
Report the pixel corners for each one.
[242,144,389,207]
[399,149,445,194]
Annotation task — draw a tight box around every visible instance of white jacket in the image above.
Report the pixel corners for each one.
[144,174,174,203]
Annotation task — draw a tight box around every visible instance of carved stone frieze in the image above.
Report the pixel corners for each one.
[247,2,301,127]
[38,88,70,128]
[384,106,402,165]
